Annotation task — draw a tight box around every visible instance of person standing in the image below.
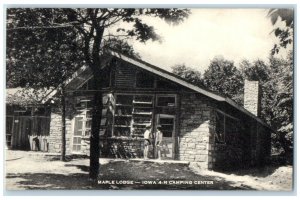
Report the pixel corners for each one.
[155,125,163,160]
[143,124,152,159]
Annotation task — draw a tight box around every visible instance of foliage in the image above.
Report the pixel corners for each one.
[268,53,293,157]
[171,64,204,87]
[240,60,270,83]
[6,9,83,89]
[102,38,141,59]
[203,57,244,105]
[268,8,293,158]
[268,9,294,55]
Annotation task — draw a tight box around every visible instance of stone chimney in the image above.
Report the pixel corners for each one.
[244,80,261,117]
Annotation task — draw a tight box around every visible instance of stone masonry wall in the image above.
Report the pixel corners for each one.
[177,93,215,170]
[48,107,72,154]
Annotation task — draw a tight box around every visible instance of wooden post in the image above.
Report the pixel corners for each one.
[151,94,157,159]
[61,86,66,161]
[174,93,181,160]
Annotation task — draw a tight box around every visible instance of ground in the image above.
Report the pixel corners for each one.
[5,150,293,191]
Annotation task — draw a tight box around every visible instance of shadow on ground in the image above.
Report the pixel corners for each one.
[6,160,255,190]
[220,165,280,178]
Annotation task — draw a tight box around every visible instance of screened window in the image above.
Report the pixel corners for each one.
[215,111,240,144]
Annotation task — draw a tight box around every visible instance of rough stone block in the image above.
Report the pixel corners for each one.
[195,155,207,162]
[187,143,196,148]
[196,144,206,150]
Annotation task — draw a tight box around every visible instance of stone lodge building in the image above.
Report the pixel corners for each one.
[6,50,272,170]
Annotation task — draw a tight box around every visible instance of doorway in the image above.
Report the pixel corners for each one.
[156,114,175,159]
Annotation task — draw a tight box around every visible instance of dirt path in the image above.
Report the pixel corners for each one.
[190,165,293,191]
[5,151,293,191]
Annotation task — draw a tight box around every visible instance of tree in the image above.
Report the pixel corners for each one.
[7,8,190,180]
[268,53,293,158]
[268,9,294,54]
[102,37,141,59]
[240,59,270,83]
[7,8,84,161]
[171,64,204,87]
[203,57,244,105]
[268,8,293,160]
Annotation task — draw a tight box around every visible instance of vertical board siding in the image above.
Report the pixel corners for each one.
[6,115,51,151]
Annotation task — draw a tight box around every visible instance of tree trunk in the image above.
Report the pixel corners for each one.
[86,20,105,181]
[89,68,103,180]
[60,86,66,161]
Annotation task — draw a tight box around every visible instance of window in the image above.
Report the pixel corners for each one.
[114,94,154,137]
[73,117,83,152]
[73,98,92,152]
[215,112,225,143]
[156,95,176,107]
[158,117,174,137]
[135,71,155,88]
[73,94,114,152]
[215,111,240,144]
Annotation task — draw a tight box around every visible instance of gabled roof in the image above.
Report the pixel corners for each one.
[109,50,272,130]
[41,49,272,130]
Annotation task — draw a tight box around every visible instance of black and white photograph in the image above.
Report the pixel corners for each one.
[3,5,295,193]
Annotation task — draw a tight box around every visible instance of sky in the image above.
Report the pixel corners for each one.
[115,9,287,73]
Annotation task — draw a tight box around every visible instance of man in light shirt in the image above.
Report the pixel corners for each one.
[143,124,152,159]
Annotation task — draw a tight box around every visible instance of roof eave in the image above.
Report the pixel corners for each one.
[225,98,273,131]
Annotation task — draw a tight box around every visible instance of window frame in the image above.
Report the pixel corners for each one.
[156,94,177,108]
[72,97,93,153]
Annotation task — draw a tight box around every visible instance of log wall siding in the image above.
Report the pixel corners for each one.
[115,64,136,88]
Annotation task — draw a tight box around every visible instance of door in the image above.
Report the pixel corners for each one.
[11,116,31,150]
[156,114,175,160]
